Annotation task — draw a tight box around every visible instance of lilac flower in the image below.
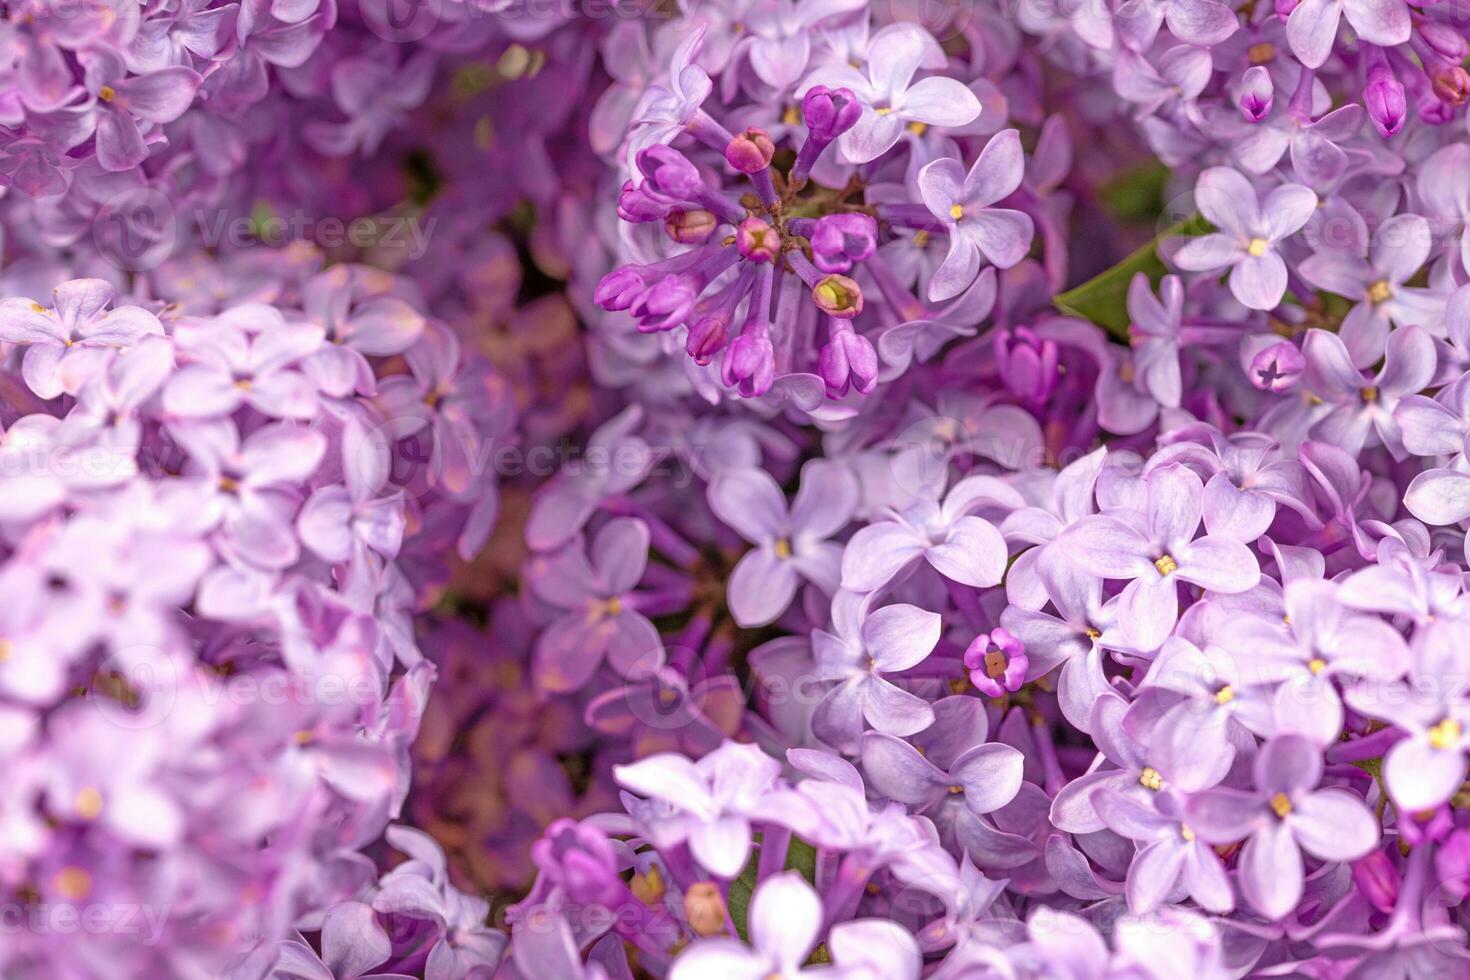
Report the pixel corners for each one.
[1113,0,1238,49]
[1094,789,1233,914]
[614,741,780,878]
[1301,325,1436,458]
[811,592,940,750]
[164,304,324,419]
[524,517,665,692]
[1058,463,1260,651]
[1171,167,1317,311]
[0,279,164,400]
[1285,0,1410,69]
[841,474,1019,593]
[917,130,1035,302]
[708,460,858,627]
[799,25,980,163]
[1185,734,1379,919]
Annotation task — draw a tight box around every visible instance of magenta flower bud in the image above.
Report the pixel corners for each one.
[687,314,729,365]
[737,216,781,263]
[811,274,863,319]
[995,325,1060,406]
[594,267,646,311]
[1238,66,1273,123]
[665,208,717,244]
[617,179,668,222]
[1416,88,1455,126]
[1420,22,1469,63]
[725,128,775,174]
[802,85,861,141]
[1432,66,1470,107]
[721,331,775,397]
[630,274,697,331]
[1273,0,1299,19]
[531,819,625,908]
[1248,340,1305,393]
[1365,76,1407,137]
[818,322,878,399]
[810,214,878,273]
[1351,851,1400,913]
[635,144,702,200]
[1436,830,1470,904]
[964,628,1028,698]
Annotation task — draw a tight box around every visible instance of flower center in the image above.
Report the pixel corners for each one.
[1139,767,1164,791]
[1270,792,1293,818]
[1308,657,1327,675]
[1214,685,1236,705]
[98,85,116,103]
[76,786,103,820]
[1180,824,1195,842]
[1429,718,1462,750]
[1360,386,1378,403]
[1084,626,1101,640]
[774,538,792,559]
[949,203,965,221]
[1246,238,1269,257]
[1366,278,1392,304]
[949,784,964,795]
[907,121,928,135]
[983,649,1008,679]
[1154,554,1178,575]
[1248,42,1276,64]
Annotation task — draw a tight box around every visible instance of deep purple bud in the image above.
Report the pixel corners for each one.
[995,326,1061,406]
[1420,22,1469,63]
[530,819,625,908]
[725,128,775,174]
[1436,830,1470,904]
[721,331,775,397]
[964,628,1028,698]
[630,274,697,331]
[618,179,669,222]
[666,208,717,244]
[811,274,863,319]
[818,321,878,399]
[1351,851,1400,913]
[687,314,730,365]
[1249,340,1305,393]
[737,216,780,263]
[810,214,878,273]
[595,267,646,311]
[1416,88,1455,126]
[636,145,703,200]
[1238,66,1273,123]
[802,85,861,141]
[1273,0,1299,20]
[1365,76,1407,137]
[1432,66,1470,107]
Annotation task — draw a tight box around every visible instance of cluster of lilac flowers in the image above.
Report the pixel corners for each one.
[4,0,1470,976]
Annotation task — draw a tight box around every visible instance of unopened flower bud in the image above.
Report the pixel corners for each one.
[636,145,703,199]
[812,274,863,319]
[725,128,775,174]
[810,214,878,273]
[1436,830,1470,904]
[1248,340,1305,393]
[1238,66,1273,123]
[721,331,775,397]
[687,314,730,365]
[1273,0,1299,20]
[594,267,645,311]
[818,321,878,399]
[631,274,697,332]
[1351,851,1399,913]
[737,216,780,263]
[1432,66,1470,107]
[683,882,727,936]
[1420,22,1469,63]
[995,325,1060,406]
[1365,75,1407,137]
[666,209,717,244]
[802,85,861,141]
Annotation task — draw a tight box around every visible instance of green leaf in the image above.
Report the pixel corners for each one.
[1053,215,1211,339]
[727,835,818,941]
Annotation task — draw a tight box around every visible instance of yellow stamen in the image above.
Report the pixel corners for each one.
[1139,767,1164,791]
[949,784,964,795]
[1085,626,1101,639]
[774,538,792,559]
[1308,658,1327,675]
[1270,792,1293,818]
[782,105,800,126]
[874,106,892,115]
[98,85,115,103]
[912,230,930,247]
[949,203,965,221]
[907,121,928,136]
[1155,554,1179,575]
[605,595,623,616]
[1361,386,1379,403]
[1366,279,1392,304]
[1429,718,1462,750]
[29,303,46,314]
[1215,685,1236,705]
[76,786,103,820]
[54,867,92,901]
[1246,238,1269,257]
[1180,824,1195,842]
[1248,42,1276,64]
